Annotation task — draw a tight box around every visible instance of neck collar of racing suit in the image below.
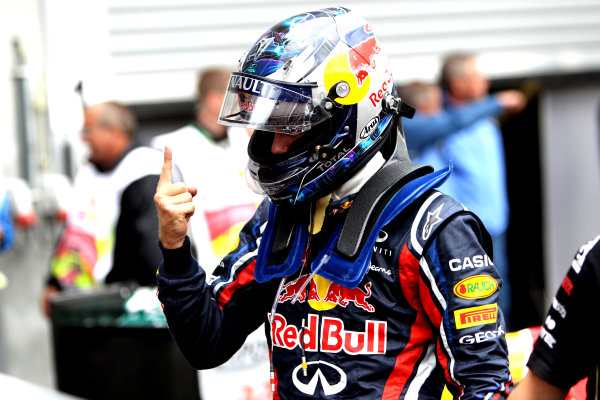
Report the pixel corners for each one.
[254,161,452,288]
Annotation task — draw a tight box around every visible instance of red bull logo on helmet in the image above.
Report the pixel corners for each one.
[344,24,381,87]
[368,69,393,108]
[323,53,369,105]
[278,274,375,312]
[270,313,387,355]
[323,23,382,106]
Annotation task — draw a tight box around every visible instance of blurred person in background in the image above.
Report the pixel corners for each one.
[41,101,165,316]
[151,67,263,271]
[508,235,600,400]
[402,53,526,329]
[401,80,525,158]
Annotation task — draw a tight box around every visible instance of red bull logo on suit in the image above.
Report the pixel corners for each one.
[270,313,387,355]
[278,274,375,312]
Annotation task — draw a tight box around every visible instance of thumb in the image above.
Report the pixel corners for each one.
[157,145,173,190]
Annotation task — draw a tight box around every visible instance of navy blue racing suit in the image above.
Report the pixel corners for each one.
[157,187,512,399]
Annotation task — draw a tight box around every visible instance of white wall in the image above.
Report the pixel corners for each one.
[3,0,600,179]
[44,0,600,106]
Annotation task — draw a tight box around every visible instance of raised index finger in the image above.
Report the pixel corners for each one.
[157,145,173,190]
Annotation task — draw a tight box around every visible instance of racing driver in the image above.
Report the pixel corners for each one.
[154,7,512,399]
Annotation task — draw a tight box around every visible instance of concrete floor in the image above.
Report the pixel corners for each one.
[0,223,59,389]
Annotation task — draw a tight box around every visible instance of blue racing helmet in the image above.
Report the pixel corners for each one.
[218,7,404,206]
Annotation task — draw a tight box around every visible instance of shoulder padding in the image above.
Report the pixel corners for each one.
[409,190,492,259]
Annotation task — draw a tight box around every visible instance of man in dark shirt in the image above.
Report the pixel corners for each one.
[41,101,165,316]
[509,235,600,399]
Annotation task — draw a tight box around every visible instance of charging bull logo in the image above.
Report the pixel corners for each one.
[345,24,381,86]
[323,23,380,105]
[278,275,320,303]
[320,281,375,312]
[278,274,375,312]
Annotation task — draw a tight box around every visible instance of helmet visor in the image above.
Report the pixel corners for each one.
[218,73,332,135]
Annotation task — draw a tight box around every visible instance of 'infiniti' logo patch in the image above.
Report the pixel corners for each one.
[292,360,347,395]
[376,230,388,243]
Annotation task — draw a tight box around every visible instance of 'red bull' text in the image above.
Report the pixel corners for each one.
[269,313,387,355]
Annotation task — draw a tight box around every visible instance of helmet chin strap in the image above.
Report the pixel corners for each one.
[391,117,412,162]
[382,94,415,163]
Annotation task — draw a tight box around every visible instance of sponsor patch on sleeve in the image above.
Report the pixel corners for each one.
[454,303,498,329]
[453,275,497,299]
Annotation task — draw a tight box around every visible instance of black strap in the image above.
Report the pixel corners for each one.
[335,160,432,260]
[267,203,309,265]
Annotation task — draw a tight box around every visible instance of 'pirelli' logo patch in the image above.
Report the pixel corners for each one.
[454,303,498,329]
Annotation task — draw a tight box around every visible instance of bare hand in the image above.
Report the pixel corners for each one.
[154,146,197,249]
[497,90,526,114]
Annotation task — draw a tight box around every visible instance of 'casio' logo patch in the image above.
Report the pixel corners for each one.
[453,275,497,299]
[449,254,494,271]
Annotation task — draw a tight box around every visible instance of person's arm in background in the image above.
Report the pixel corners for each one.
[41,217,64,317]
[404,90,525,152]
[509,236,600,400]
[508,370,567,400]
